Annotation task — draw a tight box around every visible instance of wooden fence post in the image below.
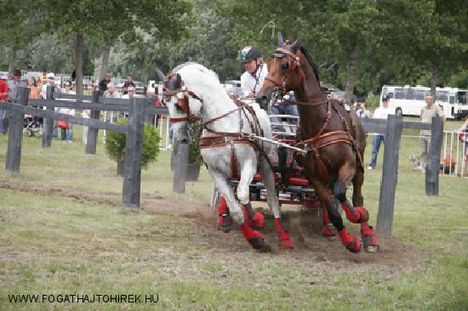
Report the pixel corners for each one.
[425,116,444,196]
[42,85,54,148]
[122,97,145,208]
[85,91,100,154]
[172,141,188,193]
[5,87,30,175]
[376,115,403,235]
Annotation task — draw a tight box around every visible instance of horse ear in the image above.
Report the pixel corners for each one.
[278,32,284,46]
[292,36,302,48]
[155,68,166,82]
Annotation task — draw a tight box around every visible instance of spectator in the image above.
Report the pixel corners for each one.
[104,83,120,99]
[102,83,121,143]
[121,86,136,99]
[98,72,113,93]
[0,77,8,134]
[123,74,136,95]
[82,109,91,145]
[38,69,47,88]
[28,77,40,99]
[5,69,26,133]
[368,95,393,170]
[356,100,371,119]
[40,72,57,99]
[457,119,468,177]
[8,69,26,103]
[419,95,444,171]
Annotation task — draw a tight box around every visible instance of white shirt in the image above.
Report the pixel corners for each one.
[372,106,393,119]
[240,64,268,98]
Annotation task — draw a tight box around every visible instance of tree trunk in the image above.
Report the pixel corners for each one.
[99,40,113,81]
[344,46,358,104]
[430,58,439,98]
[7,46,17,79]
[74,32,85,96]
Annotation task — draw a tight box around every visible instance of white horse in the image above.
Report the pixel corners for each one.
[159,62,293,251]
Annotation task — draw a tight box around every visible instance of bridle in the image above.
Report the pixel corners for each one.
[264,46,303,97]
[264,46,328,107]
[160,75,257,135]
[161,83,203,123]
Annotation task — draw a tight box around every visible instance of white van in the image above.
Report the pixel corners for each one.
[380,85,468,119]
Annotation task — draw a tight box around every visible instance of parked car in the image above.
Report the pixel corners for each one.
[134,81,146,95]
[224,80,242,97]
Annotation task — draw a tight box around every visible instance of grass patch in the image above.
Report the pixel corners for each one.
[0,122,467,310]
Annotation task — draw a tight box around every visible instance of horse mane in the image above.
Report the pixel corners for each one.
[171,62,220,83]
[291,45,321,87]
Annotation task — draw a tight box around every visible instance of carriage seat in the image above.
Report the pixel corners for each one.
[288,177,309,187]
[236,173,280,183]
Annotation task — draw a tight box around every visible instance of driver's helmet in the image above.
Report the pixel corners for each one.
[239,46,262,63]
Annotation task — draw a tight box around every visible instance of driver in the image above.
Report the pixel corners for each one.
[239,46,268,99]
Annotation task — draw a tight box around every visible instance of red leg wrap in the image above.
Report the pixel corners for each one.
[218,196,228,227]
[322,223,337,237]
[361,223,379,251]
[252,211,265,230]
[341,203,369,223]
[240,223,270,251]
[338,228,361,253]
[322,207,331,225]
[240,223,260,241]
[218,196,228,214]
[274,218,294,249]
[217,197,233,232]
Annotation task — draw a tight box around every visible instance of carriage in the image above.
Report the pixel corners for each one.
[159,43,379,253]
[221,112,321,210]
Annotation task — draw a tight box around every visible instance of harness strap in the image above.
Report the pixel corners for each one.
[230,141,239,180]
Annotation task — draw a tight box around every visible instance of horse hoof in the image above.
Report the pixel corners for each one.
[362,234,379,252]
[365,245,379,253]
[322,224,337,238]
[279,239,294,249]
[249,237,271,252]
[218,215,233,233]
[345,237,362,253]
[252,211,265,230]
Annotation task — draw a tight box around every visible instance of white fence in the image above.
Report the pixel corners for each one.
[441,130,467,177]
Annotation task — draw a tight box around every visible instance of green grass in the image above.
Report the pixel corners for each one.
[0,123,467,310]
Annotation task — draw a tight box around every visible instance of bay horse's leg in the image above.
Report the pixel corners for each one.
[211,171,271,252]
[313,180,361,253]
[258,156,294,249]
[321,206,337,238]
[335,166,379,252]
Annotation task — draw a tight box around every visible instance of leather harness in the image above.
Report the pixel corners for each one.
[162,85,264,180]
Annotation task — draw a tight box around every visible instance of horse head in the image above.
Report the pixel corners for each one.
[256,37,322,108]
[157,68,198,142]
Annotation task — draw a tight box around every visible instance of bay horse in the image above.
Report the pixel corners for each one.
[257,38,378,253]
[158,62,293,252]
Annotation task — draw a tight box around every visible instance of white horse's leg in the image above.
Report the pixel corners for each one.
[236,152,265,230]
[210,170,271,252]
[258,156,294,249]
[236,152,256,205]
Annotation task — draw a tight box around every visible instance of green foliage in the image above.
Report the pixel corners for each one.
[105,118,161,168]
[188,140,203,165]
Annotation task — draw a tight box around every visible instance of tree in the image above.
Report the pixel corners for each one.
[35,0,191,95]
[0,0,45,76]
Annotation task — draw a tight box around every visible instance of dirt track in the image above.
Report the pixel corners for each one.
[1,180,425,273]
